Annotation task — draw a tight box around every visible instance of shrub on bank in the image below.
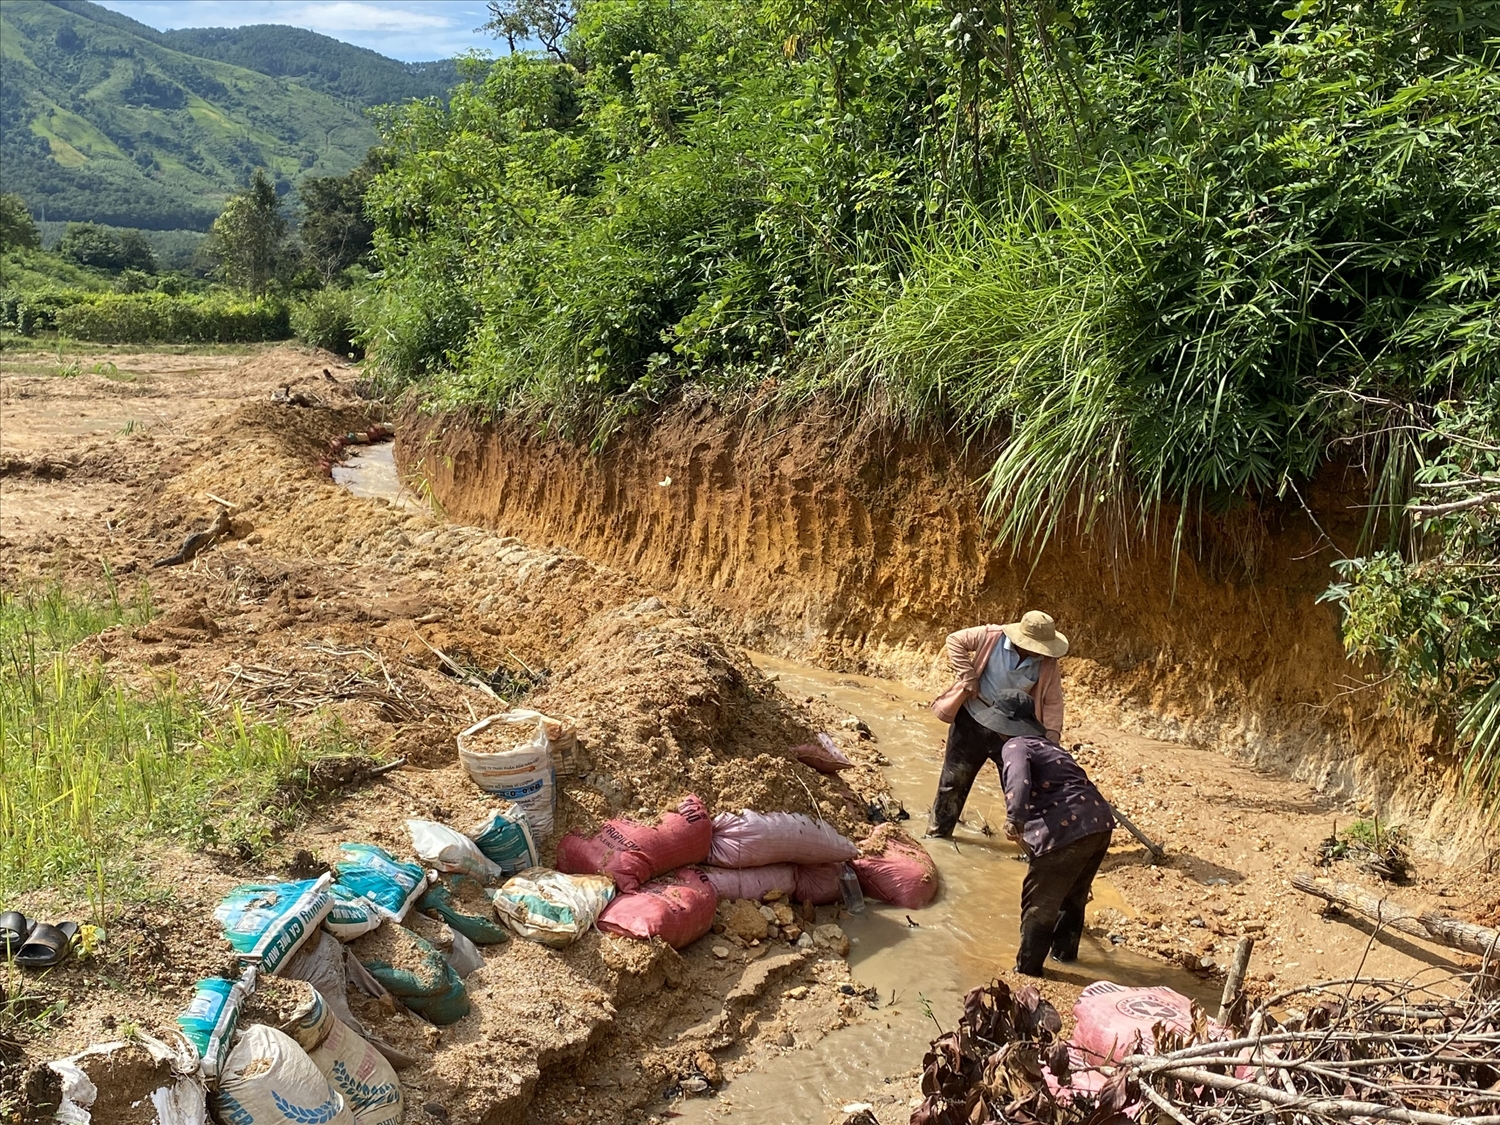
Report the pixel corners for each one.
[291,287,362,358]
[54,291,291,344]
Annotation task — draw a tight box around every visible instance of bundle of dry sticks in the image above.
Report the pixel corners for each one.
[913,971,1500,1125]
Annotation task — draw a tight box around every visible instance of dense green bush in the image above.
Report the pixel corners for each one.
[291,287,362,357]
[0,288,99,335]
[54,292,290,343]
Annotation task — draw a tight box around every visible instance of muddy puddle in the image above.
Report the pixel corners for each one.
[330,441,423,509]
[671,655,1219,1124]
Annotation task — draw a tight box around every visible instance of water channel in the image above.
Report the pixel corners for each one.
[333,445,1217,1123]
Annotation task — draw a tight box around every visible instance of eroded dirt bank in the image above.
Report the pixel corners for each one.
[398,406,1468,855]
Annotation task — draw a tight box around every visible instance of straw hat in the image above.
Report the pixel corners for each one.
[1002,610,1069,658]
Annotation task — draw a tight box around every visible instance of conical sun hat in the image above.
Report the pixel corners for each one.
[1001,611,1069,658]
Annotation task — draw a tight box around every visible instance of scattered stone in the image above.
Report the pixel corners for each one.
[712,945,731,960]
[775,1030,795,1047]
[787,986,809,1000]
[681,1076,709,1095]
[783,925,802,943]
[796,932,814,950]
[813,923,851,957]
[758,904,778,922]
[723,899,769,942]
[772,904,795,927]
[694,1051,722,1087]
[762,889,785,903]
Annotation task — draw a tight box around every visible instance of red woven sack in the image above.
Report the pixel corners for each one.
[556,795,711,893]
[595,868,717,949]
[850,825,939,908]
[701,864,797,901]
[792,863,843,905]
[793,733,853,774]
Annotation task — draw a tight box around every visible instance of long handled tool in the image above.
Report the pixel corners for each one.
[1107,802,1165,864]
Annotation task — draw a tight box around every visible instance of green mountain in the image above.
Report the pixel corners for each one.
[159,25,459,107]
[0,1,459,232]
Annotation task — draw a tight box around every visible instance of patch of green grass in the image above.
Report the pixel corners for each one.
[0,583,362,898]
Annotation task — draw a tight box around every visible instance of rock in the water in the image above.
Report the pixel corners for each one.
[813,923,851,956]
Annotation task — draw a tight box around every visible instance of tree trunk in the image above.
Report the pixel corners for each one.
[1291,872,1500,957]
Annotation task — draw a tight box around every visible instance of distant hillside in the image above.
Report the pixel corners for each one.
[0,1,463,232]
[160,25,460,107]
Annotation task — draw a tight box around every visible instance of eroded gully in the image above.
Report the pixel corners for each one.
[333,442,1217,1124]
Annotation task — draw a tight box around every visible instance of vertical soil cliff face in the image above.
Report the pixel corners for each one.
[398,404,1469,852]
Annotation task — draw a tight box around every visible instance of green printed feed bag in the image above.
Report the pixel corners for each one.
[215,875,334,974]
[335,843,430,921]
[355,931,470,1026]
[325,884,383,941]
[489,869,615,948]
[471,802,539,874]
[177,966,255,1081]
[418,879,510,945]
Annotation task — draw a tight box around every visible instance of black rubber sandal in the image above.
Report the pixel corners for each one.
[15,921,77,969]
[0,912,28,956]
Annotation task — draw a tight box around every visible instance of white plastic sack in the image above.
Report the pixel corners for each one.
[277,929,363,1032]
[458,716,556,838]
[406,818,506,882]
[286,991,403,1125]
[706,810,860,868]
[489,868,615,948]
[482,708,583,777]
[213,1024,353,1125]
[214,874,334,973]
[51,1032,207,1125]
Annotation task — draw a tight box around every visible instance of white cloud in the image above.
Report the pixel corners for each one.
[95,1,497,61]
[279,2,455,33]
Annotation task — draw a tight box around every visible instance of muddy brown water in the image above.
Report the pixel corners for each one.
[330,458,1217,1123]
[667,655,1218,1123]
[330,441,423,509]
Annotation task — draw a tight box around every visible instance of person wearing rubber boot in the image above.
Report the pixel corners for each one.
[925,611,1067,839]
[977,689,1115,976]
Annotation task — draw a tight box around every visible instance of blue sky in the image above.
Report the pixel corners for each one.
[96,1,499,61]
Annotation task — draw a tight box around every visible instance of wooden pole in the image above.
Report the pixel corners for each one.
[1216,935,1254,1026]
[1291,872,1500,957]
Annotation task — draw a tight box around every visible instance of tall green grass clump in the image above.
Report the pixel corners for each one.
[0,585,356,895]
[291,287,363,358]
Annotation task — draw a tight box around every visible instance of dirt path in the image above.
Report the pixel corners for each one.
[2,344,1496,1125]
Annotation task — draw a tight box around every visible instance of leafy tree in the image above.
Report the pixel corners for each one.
[117,231,158,273]
[484,0,576,58]
[0,194,40,251]
[205,171,288,295]
[58,223,126,269]
[298,155,379,285]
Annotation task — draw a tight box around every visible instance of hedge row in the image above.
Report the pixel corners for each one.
[54,292,291,344]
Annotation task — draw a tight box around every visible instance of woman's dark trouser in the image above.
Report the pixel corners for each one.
[1015,830,1113,976]
[926,706,1007,837]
